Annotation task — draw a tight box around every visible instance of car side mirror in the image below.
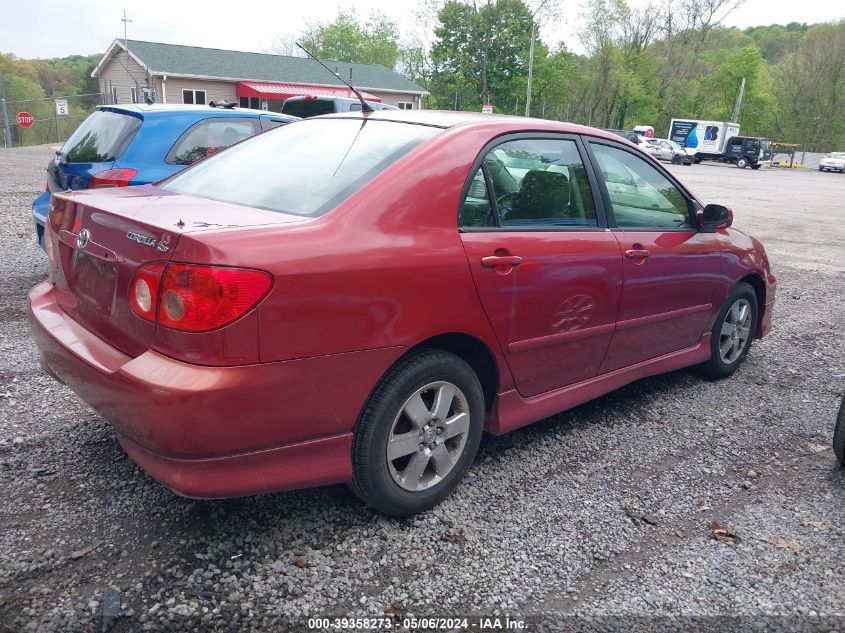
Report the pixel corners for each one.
[698,204,733,230]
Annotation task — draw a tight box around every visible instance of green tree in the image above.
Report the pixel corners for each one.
[702,46,778,135]
[430,0,536,111]
[298,10,401,69]
[772,21,845,150]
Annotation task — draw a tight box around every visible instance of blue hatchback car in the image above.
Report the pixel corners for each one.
[32,103,297,248]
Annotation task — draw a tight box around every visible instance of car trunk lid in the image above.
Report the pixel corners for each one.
[46,185,306,358]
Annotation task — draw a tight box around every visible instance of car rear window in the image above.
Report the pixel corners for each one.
[61,110,142,163]
[281,98,335,118]
[162,118,439,217]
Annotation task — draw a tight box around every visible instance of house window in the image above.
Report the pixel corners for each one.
[239,97,260,109]
[182,89,207,105]
[110,86,118,104]
[130,87,138,103]
[398,102,413,110]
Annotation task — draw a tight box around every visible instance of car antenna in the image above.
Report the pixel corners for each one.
[296,42,373,113]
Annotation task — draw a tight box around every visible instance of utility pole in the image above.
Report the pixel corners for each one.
[0,71,11,148]
[123,10,133,99]
[731,76,745,123]
[525,22,536,117]
[122,10,132,54]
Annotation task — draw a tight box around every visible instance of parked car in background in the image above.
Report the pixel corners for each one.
[644,138,695,165]
[605,129,646,147]
[281,96,399,118]
[31,103,297,249]
[819,152,845,173]
[29,111,776,516]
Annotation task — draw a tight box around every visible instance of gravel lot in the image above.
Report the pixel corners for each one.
[0,146,843,632]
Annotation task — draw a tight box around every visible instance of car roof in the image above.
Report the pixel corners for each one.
[320,109,630,143]
[100,103,295,118]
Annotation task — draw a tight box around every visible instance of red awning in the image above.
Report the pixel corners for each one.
[236,81,381,102]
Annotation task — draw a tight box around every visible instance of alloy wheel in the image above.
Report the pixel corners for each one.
[386,381,470,492]
[719,298,753,364]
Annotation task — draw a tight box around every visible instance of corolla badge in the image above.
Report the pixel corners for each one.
[126,231,158,248]
[76,229,90,249]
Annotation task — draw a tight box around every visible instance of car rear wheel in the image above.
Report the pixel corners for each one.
[700,283,758,379]
[835,394,845,466]
[350,350,484,516]
[671,155,682,164]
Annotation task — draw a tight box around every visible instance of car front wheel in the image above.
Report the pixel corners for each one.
[350,349,484,516]
[701,282,758,379]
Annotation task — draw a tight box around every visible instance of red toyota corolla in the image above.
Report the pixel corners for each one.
[29,111,775,515]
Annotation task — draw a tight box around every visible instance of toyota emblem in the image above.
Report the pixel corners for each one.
[77,229,90,249]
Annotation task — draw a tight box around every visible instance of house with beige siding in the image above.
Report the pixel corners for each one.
[92,39,427,112]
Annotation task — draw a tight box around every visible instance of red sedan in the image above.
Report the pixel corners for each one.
[29,111,775,515]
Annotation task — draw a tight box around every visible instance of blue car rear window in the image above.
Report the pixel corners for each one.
[62,110,142,163]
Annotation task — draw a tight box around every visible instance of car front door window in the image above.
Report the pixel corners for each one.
[592,144,691,229]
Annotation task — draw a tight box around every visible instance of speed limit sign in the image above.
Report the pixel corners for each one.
[55,99,69,116]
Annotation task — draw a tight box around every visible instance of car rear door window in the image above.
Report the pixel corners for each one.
[166,118,260,165]
[61,110,142,163]
[461,138,598,228]
[591,144,691,229]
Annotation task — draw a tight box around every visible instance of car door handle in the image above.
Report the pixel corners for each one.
[481,255,523,268]
[624,249,651,259]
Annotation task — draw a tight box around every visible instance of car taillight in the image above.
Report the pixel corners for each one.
[89,168,138,189]
[129,262,166,321]
[129,263,272,332]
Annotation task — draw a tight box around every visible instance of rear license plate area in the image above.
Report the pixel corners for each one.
[68,251,117,314]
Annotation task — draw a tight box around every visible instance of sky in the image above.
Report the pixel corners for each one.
[1,0,842,60]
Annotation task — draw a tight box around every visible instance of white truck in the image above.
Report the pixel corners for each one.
[668,119,772,168]
[668,119,740,158]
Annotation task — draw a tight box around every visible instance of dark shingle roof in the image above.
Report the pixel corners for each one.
[118,40,425,93]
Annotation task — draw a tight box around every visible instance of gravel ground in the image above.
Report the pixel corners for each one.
[0,147,843,632]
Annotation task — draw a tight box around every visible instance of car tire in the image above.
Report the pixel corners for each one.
[694,157,702,164]
[819,167,824,171]
[834,394,845,466]
[737,157,749,169]
[672,155,682,164]
[751,164,761,170]
[350,349,484,516]
[700,282,758,379]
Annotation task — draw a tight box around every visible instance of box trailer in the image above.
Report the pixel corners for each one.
[669,119,740,157]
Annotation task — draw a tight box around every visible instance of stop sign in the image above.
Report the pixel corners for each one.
[16,112,34,128]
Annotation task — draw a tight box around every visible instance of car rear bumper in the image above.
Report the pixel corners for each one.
[28,281,405,497]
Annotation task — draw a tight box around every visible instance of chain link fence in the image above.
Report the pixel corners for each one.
[0,92,107,148]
